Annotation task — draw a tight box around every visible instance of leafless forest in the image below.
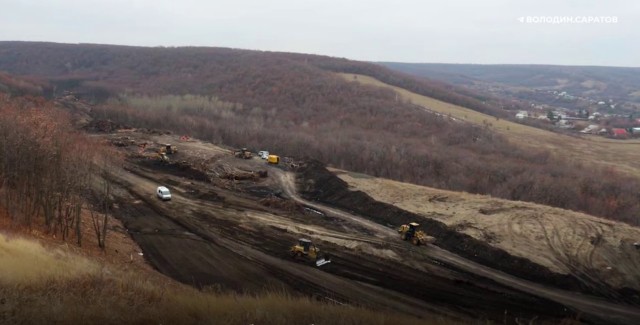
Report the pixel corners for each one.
[0,42,638,225]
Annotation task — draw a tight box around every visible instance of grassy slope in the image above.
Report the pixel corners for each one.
[0,232,445,324]
[340,73,640,178]
[332,168,640,291]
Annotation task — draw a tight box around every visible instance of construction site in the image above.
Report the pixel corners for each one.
[89,124,640,325]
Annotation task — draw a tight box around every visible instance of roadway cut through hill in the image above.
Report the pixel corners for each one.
[293,160,640,325]
[96,130,640,324]
[296,161,588,292]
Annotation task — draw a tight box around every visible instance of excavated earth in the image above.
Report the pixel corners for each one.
[96,129,640,324]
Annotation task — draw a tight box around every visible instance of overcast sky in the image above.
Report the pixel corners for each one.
[1,0,639,66]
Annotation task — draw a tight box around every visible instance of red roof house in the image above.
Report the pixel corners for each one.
[612,128,629,138]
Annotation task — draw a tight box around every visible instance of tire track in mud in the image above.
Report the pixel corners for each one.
[533,216,627,302]
[103,156,640,324]
[108,173,292,292]
[292,161,640,325]
[107,165,466,321]
[113,162,585,322]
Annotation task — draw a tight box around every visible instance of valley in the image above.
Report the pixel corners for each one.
[91,128,640,324]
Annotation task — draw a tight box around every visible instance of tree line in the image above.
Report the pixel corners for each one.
[0,43,638,224]
[0,94,115,248]
[0,41,512,118]
[96,93,640,226]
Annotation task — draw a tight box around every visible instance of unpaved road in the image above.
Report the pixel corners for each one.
[274,169,640,325]
[108,164,465,321]
[334,170,640,291]
[100,131,640,324]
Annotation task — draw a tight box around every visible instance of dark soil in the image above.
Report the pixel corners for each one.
[295,160,638,301]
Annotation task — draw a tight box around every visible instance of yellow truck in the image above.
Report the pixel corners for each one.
[267,155,280,164]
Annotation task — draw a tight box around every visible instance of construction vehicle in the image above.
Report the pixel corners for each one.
[398,222,431,246]
[267,155,280,164]
[157,152,170,163]
[159,144,177,155]
[235,148,252,159]
[290,238,331,267]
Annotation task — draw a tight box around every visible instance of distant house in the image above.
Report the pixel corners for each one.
[612,128,629,138]
[515,111,528,119]
[580,125,599,134]
[557,119,573,129]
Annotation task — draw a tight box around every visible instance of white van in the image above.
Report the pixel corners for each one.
[156,186,171,201]
[258,151,269,159]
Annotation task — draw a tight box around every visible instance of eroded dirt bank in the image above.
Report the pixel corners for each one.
[103,164,576,322]
[92,130,640,324]
[296,160,640,303]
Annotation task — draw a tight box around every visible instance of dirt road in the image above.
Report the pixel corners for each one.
[108,164,467,321]
[334,170,640,292]
[273,167,640,325]
[98,131,640,324]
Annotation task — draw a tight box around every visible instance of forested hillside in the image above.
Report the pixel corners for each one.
[1,42,639,225]
[0,41,515,116]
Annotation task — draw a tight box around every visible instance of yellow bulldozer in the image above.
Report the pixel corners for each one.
[290,238,331,267]
[156,144,177,163]
[398,222,431,246]
[159,144,177,155]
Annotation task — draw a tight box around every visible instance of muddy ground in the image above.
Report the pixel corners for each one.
[97,130,640,324]
[331,169,640,296]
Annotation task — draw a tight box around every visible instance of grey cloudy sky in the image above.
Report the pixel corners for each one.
[1,0,639,66]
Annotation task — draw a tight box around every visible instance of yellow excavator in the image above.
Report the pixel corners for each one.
[398,222,431,246]
[290,238,331,267]
[234,148,252,159]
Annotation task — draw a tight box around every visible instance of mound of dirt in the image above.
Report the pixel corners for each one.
[136,159,211,182]
[296,160,592,295]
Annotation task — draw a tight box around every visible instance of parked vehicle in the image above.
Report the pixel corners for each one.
[267,155,280,164]
[258,151,269,159]
[234,148,252,159]
[156,186,172,200]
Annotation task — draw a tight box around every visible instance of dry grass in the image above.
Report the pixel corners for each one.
[0,232,448,324]
[340,73,640,178]
[0,233,98,283]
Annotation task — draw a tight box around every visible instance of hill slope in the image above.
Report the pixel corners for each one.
[0,41,519,115]
[1,42,640,226]
[0,232,432,324]
[381,62,640,112]
[332,168,640,291]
